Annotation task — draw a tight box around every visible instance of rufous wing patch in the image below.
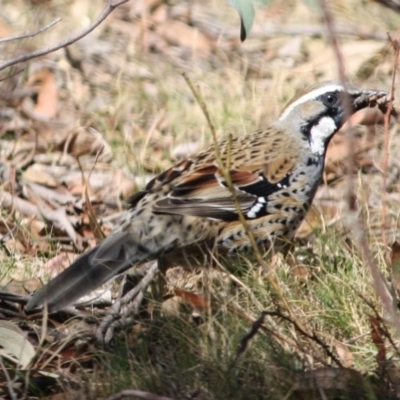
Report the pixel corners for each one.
[146,159,194,190]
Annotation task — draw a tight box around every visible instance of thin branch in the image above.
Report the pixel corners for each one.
[0,356,17,400]
[0,17,61,44]
[0,67,24,82]
[373,0,400,13]
[229,311,267,369]
[0,0,129,72]
[264,311,343,367]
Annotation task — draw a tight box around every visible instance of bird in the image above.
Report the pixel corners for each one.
[25,81,392,313]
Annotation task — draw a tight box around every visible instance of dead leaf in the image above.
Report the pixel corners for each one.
[23,278,44,294]
[370,317,386,369]
[27,68,58,119]
[173,288,211,310]
[23,165,59,187]
[0,320,35,368]
[295,205,324,238]
[40,252,80,279]
[161,296,185,316]
[84,185,105,240]
[156,20,212,53]
[290,265,312,281]
[335,342,354,368]
[2,279,40,296]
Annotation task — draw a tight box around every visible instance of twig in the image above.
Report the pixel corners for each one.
[0,18,61,44]
[264,310,343,367]
[0,0,129,72]
[0,190,39,217]
[0,68,24,82]
[373,0,400,13]
[25,186,80,246]
[0,356,17,400]
[105,389,176,400]
[229,311,267,369]
[224,303,337,367]
[355,287,400,358]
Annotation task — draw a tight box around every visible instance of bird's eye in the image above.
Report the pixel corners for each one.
[322,93,339,107]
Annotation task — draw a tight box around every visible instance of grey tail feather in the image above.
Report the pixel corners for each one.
[25,231,153,313]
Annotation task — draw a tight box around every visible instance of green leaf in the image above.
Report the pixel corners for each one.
[228,0,271,41]
[228,0,255,41]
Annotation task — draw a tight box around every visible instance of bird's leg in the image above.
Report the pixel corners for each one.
[97,261,159,344]
[151,256,168,312]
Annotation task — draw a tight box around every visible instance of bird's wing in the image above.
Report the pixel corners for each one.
[152,158,296,221]
[128,130,299,221]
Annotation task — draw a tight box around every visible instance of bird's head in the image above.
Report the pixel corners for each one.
[275,81,391,156]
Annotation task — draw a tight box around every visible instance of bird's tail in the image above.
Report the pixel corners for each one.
[25,230,153,313]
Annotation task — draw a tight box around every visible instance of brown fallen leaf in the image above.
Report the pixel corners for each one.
[370,316,386,370]
[173,288,211,310]
[23,166,59,187]
[26,68,58,119]
[295,205,325,238]
[40,252,80,279]
[2,279,39,296]
[334,342,354,368]
[156,20,212,53]
[83,177,105,241]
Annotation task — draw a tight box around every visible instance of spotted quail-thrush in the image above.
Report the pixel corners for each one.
[26,81,393,313]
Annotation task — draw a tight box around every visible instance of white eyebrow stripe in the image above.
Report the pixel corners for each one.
[278,84,345,121]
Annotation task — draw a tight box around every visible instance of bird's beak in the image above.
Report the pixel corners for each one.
[350,89,395,117]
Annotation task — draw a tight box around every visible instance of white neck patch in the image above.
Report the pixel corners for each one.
[309,116,337,155]
[279,84,344,121]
